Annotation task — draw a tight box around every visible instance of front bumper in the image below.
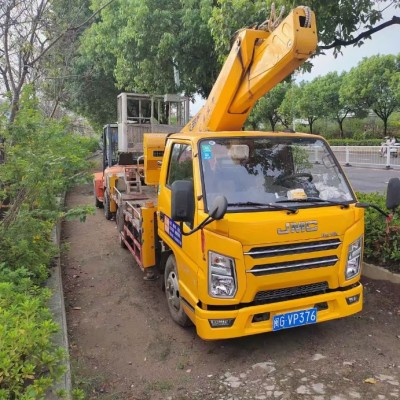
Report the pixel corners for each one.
[190,283,363,340]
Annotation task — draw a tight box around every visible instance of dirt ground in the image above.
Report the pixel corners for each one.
[61,181,400,400]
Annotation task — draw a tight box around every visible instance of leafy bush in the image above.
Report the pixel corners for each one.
[0,212,56,281]
[357,192,400,272]
[0,86,96,397]
[0,268,65,399]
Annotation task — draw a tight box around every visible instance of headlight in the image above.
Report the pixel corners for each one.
[345,236,363,280]
[208,251,237,298]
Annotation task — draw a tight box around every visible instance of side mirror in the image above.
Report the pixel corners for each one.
[208,195,228,220]
[171,180,194,222]
[386,177,400,211]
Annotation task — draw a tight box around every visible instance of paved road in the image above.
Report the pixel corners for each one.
[342,166,400,194]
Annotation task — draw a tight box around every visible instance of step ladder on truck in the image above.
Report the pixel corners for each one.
[95,6,400,340]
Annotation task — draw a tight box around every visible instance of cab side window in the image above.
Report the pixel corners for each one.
[167,143,193,187]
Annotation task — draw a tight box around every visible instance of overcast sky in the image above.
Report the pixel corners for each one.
[191,4,400,114]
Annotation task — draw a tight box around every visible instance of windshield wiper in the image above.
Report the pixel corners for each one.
[276,197,350,209]
[227,201,297,214]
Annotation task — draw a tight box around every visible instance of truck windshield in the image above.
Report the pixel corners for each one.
[199,137,355,211]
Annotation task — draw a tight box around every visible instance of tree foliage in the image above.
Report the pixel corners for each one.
[63,57,120,129]
[296,80,328,133]
[341,54,400,136]
[306,72,354,138]
[209,0,400,61]
[78,0,218,97]
[278,82,301,129]
[247,83,290,131]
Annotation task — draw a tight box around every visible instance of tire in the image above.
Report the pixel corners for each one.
[94,184,104,208]
[164,255,192,327]
[103,191,113,220]
[116,207,127,248]
[95,194,103,208]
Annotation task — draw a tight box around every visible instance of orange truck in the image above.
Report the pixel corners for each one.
[94,6,400,340]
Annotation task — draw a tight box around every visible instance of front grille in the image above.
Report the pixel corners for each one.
[245,239,341,258]
[248,256,338,276]
[254,282,328,304]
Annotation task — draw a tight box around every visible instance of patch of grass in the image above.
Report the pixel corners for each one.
[177,361,185,370]
[176,349,191,371]
[145,380,173,393]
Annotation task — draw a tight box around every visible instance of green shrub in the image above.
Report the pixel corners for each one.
[0,269,65,399]
[0,212,56,281]
[357,192,400,272]
[0,86,95,397]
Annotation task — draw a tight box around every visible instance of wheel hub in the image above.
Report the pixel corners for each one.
[166,271,180,311]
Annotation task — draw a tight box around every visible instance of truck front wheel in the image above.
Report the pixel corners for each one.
[164,255,192,327]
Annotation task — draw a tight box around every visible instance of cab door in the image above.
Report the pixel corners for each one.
[157,139,200,305]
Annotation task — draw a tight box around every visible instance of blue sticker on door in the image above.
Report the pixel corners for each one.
[164,215,182,247]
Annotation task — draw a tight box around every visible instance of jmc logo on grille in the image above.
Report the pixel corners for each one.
[277,221,318,234]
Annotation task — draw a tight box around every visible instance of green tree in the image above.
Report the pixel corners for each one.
[296,79,326,134]
[341,54,400,136]
[278,82,301,129]
[39,0,92,118]
[76,0,218,97]
[310,72,354,138]
[248,83,289,131]
[63,56,120,129]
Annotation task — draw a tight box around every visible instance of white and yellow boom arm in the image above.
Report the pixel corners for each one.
[181,6,317,133]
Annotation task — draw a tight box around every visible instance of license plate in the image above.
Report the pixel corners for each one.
[273,308,317,331]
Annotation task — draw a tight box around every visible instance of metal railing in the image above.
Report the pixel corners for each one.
[330,146,400,169]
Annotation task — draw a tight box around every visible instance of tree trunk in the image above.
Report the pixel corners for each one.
[269,117,276,132]
[9,93,20,125]
[337,117,344,138]
[383,117,388,137]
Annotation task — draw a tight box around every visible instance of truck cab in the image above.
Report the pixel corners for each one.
[153,131,364,339]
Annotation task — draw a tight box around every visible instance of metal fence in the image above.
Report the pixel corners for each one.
[330,146,400,169]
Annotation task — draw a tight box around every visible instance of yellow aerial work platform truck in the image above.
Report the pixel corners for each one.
[100,6,400,340]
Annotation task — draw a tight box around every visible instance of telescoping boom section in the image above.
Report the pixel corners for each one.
[181,6,317,133]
